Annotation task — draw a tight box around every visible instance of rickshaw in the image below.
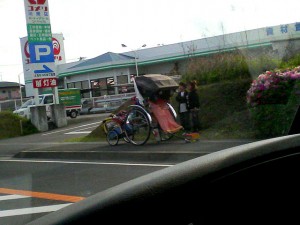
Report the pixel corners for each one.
[123,74,183,145]
[104,74,199,146]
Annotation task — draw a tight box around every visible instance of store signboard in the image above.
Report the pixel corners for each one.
[23,0,57,89]
[20,34,65,97]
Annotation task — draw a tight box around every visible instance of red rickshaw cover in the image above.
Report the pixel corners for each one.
[149,99,182,133]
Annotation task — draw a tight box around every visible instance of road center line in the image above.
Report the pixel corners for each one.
[0,188,85,203]
[0,203,72,218]
[0,159,173,167]
[42,121,102,136]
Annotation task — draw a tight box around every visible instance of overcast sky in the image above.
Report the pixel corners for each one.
[0,0,299,83]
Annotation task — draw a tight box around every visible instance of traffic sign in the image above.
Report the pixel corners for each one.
[29,42,54,63]
[32,62,56,78]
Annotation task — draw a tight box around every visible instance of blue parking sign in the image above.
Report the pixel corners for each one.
[29,42,55,63]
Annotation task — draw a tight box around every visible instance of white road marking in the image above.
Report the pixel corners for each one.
[0,159,173,167]
[65,131,91,135]
[42,121,102,136]
[75,125,99,131]
[64,124,99,134]
[0,203,71,218]
[0,194,30,201]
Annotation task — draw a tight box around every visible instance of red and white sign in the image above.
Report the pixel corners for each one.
[20,34,66,97]
[25,0,50,24]
[22,35,66,65]
[28,0,47,4]
[33,78,58,88]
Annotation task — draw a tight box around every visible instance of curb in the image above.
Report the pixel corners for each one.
[13,150,207,164]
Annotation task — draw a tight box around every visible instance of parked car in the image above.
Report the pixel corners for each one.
[13,89,82,119]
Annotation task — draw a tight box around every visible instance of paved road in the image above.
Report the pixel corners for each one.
[0,113,257,224]
[0,113,109,157]
[0,113,255,162]
[0,158,168,224]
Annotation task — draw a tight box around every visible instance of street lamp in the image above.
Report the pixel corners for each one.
[121,44,146,77]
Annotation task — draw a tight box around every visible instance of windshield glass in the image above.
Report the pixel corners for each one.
[0,0,299,224]
[21,99,34,108]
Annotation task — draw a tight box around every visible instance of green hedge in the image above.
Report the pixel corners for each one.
[0,112,38,139]
[249,86,300,138]
[171,78,299,139]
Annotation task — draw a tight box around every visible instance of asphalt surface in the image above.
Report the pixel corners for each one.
[0,113,255,163]
[0,113,256,224]
[0,159,167,224]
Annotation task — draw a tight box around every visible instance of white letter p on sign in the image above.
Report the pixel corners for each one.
[35,45,51,60]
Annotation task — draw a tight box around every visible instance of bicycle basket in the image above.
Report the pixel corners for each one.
[104,120,117,134]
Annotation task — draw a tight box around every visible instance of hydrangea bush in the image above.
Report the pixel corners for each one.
[246,66,300,138]
[247,66,300,106]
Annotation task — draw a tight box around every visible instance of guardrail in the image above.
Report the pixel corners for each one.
[81,92,136,114]
[0,98,30,112]
[0,93,136,114]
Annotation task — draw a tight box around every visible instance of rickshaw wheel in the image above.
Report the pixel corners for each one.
[123,135,133,143]
[106,130,119,146]
[124,107,151,145]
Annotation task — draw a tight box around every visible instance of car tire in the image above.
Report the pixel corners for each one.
[70,110,78,118]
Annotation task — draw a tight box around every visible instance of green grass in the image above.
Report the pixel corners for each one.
[0,111,38,139]
[199,110,257,139]
[74,76,299,142]
[64,136,104,142]
[82,79,254,141]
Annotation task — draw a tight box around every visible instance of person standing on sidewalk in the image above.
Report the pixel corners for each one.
[175,82,190,132]
[187,80,200,132]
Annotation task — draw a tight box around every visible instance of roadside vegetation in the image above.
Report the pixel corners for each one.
[78,49,300,141]
[0,111,38,140]
[179,49,300,139]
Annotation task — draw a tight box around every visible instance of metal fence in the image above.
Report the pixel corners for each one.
[0,98,30,112]
[81,92,136,114]
[0,92,136,114]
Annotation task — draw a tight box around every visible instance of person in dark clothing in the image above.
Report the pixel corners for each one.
[175,82,190,132]
[187,80,200,132]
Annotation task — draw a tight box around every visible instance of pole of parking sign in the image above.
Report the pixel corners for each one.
[34,87,39,105]
[53,86,59,104]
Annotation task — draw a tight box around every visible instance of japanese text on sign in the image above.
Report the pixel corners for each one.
[33,78,57,88]
[27,24,52,42]
[26,0,50,24]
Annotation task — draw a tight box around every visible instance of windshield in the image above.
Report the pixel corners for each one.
[20,97,43,108]
[21,99,35,108]
[0,0,300,224]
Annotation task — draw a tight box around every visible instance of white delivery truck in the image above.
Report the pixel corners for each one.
[13,88,82,119]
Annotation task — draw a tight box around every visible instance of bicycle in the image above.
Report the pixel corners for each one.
[103,110,133,146]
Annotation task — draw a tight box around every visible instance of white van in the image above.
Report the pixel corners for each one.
[13,94,55,120]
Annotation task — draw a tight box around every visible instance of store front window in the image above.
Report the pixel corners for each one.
[90,77,115,97]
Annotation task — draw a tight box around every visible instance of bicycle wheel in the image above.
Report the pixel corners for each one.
[106,130,119,146]
[124,108,151,145]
